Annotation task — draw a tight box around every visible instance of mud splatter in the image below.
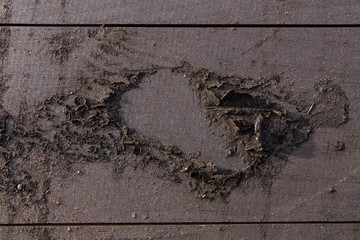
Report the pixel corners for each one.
[60,0,66,10]
[96,28,136,57]
[0,29,350,222]
[47,30,83,64]
[0,61,349,208]
[335,141,345,151]
[47,28,135,65]
[0,0,12,23]
[0,8,52,217]
[0,104,52,222]
[0,0,12,96]
[309,80,349,127]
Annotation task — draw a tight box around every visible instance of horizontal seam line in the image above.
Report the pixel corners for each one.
[1,221,360,227]
[1,23,360,28]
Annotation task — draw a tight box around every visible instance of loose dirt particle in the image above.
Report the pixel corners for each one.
[335,141,345,151]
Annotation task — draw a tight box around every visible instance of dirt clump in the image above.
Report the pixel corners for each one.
[335,141,345,151]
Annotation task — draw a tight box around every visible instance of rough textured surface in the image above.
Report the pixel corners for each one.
[1,60,347,211]
[1,3,359,240]
[0,1,360,237]
[2,225,261,240]
[3,0,360,24]
[1,224,359,240]
[0,27,359,226]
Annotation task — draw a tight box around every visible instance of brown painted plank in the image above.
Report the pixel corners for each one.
[1,224,359,240]
[0,27,359,224]
[1,0,360,25]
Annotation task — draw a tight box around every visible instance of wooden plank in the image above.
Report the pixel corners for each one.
[0,27,359,224]
[266,224,360,240]
[1,224,359,239]
[1,0,360,25]
[3,225,260,240]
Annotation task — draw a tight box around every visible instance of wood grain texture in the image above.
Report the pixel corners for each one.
[1,0,360,25]
[0,27,359,225]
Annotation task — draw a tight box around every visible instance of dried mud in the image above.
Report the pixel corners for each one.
[0,28,350,223]
[47,30,84,64]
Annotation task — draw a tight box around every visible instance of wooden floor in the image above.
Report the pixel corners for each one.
[1,1,360,239]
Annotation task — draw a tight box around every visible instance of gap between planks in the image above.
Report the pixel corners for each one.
[0,221,360,228]
[1,23,360,28]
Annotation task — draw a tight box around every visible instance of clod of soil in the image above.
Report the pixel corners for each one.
[335,141,345,151]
